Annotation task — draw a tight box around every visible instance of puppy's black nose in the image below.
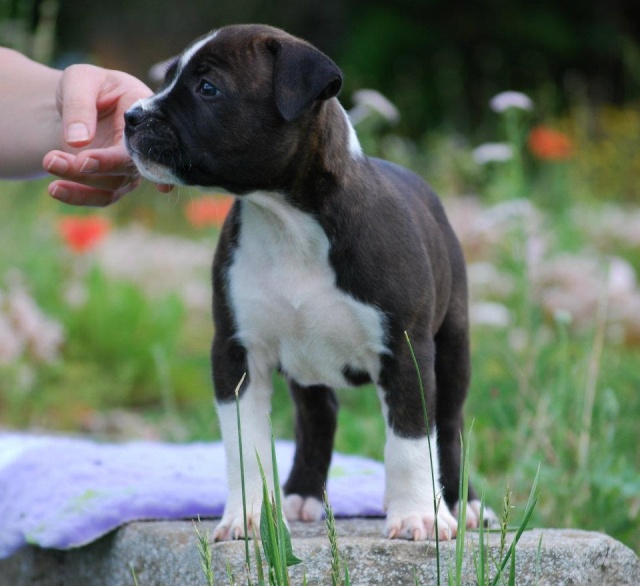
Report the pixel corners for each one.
[124,106,150,128]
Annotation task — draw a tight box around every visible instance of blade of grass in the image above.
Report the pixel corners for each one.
[447,558,454,586]
[268,416,302,569]
[535,532,543,585]
[455,423,474,585]
[253,527,266,586]
[477,486,487,586]
[269,416,289,577]
[404,331,441,585]
[233,373,250,569]
[578,277,608,470]
[256,452,283,584]
[496,481,513,575]
[194,517,215,586]
[490,463,540,586]
[130,564,140,586]
[324,489,343,586]
[508,545,516,586]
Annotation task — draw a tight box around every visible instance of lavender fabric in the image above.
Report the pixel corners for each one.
[0,433,384,559]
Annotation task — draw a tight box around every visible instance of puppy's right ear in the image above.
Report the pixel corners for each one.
[267,37,343,122]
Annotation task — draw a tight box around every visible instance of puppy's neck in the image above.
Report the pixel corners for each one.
[284,99,364,207]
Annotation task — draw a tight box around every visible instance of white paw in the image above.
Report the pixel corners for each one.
[385,502,458,541]
[213,508,261,541]
[283,494,324,522]
[452,499,500,529]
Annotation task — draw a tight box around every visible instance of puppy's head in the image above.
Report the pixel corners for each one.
[124,24,343,192]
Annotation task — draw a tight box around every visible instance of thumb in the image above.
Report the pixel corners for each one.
[57,65,104,147]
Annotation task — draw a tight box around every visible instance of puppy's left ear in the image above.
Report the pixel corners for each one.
[268,37,343,122]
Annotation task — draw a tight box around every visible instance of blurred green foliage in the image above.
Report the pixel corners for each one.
[4,0,638,135]
[340,0,640,135]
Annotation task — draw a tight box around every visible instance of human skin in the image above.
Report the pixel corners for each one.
[0,48,170,206]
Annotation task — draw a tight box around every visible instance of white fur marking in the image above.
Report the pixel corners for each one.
[228,191,387,389]
[377,386,457,540]
[341,105,364,158]
[383,428,457,539]
[214,372,275,540]
[138,30,220,113]
[129,154,183,185]
[283,494,324,522]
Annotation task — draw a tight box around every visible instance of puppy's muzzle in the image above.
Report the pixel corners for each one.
[124,105,183,185]
[124,106,159,146]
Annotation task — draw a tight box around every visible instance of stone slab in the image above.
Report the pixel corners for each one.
[1,519,639,585]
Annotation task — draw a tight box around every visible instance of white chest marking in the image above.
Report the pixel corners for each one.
[228,192,388,388]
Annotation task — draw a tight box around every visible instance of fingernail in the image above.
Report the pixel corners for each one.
[50,184,69,201]
[66,123,90,144]
[80,157,100,173]
[46,155,69,175]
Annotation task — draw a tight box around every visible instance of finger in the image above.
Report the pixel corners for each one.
[45,144,133,178]
[44,152,135,192]
[72,144,136,176]
[57,65,104,147]
[49,177,140,207]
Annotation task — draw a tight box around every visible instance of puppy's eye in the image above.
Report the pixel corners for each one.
[197,80,220,97]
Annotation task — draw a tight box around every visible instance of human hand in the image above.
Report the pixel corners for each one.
[42,64,172,206]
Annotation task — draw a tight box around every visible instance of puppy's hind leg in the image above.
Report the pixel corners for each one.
[283,381,338,522]
[434,309,498,528]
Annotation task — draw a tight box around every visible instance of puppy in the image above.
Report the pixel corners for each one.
[125,24,487,541]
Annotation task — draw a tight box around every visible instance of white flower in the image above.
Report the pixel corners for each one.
[1,280,65,364]
[472,142,513,165]
[607,257,636,295]
[467,262,515,300]
[469,302,511,328]
[0,314,23,365]
[553,309,573,326]
[489,91,533,113]
[30,318,65,363]
[348,89,400,125]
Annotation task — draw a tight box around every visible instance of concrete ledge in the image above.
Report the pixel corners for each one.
[2,519,639,585]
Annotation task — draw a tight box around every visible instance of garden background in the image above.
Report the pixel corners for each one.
[1,0,639,553]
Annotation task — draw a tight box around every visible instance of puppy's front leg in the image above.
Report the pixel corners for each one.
[378,338,458,541]
[213,367,275,541]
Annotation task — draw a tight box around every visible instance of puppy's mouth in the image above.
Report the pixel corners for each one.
[124,106,185,185]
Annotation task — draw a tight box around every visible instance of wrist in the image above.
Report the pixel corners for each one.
[0,49,63,178]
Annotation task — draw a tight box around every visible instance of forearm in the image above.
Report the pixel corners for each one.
[0,48,63,179]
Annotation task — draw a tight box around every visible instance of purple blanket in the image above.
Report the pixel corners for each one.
[0,433,384,559]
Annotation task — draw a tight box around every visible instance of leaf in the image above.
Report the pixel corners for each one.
[283,523,303,567]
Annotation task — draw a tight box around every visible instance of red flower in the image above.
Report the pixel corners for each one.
[527,126,574,160]
[185,195,234,229]
[58,216,111,253]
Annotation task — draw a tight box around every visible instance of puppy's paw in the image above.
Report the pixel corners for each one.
[213,509,261,542]
[283,494,324,522]
[469,500,500,528]
[451,500,500,529]
[385,505,457,541]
